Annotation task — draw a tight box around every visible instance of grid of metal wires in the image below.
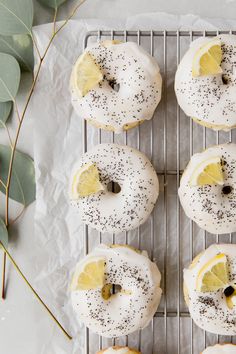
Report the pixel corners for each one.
[82,30,236,354]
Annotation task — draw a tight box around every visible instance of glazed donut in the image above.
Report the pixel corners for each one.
[178,143,236,234]
[70,143,159,233]
[70,40,162,133]
[70,244,162,338]
[202,344,236,354]
[97,346,140,354]
[184,244,236,335]
[175,35,236,130]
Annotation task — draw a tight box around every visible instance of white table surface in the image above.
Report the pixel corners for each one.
[0,1,235,354]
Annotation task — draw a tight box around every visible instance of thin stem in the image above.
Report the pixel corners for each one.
[0,241,72,339]
[53,7,58,34]
[0,179,7,189]
[10,205,26,226]
[30,32,41,60]
[0,121,13,147]
[14,100,21,123]
[1,253,6,299]
[41,1,86,62]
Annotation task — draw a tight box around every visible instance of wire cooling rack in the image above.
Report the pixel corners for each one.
[81,30,236,354]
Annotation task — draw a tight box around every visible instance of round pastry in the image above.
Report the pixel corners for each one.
[70,244,162,338]
[70,40,162,133]
[175,35,236,130]
[202,344,236,354]
[184,244,236,335]
[70,143,159,233]
[178,143,236,234]
[97,346,140,354]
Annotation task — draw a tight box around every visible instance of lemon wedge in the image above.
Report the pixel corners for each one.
[196,253,229,292]
[192,39,223,77]
[189,156,224,186]
[71,257,105,291]
[72,52,103,97]
[71,163,104,199]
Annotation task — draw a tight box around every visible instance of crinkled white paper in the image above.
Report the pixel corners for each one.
[30,13,236,354]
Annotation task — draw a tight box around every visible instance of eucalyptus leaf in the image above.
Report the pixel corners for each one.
[37,0,67,9]
[0,145,36,206]
[0,101,12,125]
[0,0,33,36]
[0,34,34,72]
[0,53,21,102]
[0,218,8,249]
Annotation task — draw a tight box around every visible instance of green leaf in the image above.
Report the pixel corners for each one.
[0,218,8,249]
[0,145,36,206]
[37,0,68,9]
[0,101,12,125]
[0,34,34,72]
[0,0,33,35]
[0,53,21,102]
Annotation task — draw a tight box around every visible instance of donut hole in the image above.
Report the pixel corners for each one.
[107,181,121,194]
[102,284,122,300]
[224,286,235,297]
[222,185,233,195]
[108,79,120,92]
[222,75,229,85]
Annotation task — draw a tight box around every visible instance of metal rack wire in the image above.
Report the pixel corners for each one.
[82,30,236,354]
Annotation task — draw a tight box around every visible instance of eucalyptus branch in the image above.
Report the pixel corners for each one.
[1,0,85,337]
[0,239,72,340]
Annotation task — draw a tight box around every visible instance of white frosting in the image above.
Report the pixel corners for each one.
[178,143,236,234]
[71,244,162,338]
[70,143,159,233]
[102,348,130,354]
[203,344,236,354]
[70,41,162,133]
[184,244,236,335]
[175,35,236,130]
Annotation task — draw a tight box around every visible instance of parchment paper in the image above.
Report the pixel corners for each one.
[30,13,236,354]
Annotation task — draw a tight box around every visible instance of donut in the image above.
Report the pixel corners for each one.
[184,244,236,335]
[97,346,140,354]
[70,143,159,233]
[175,35,236,130]
[70,40,162,133]
[70,244,162,338]
[202,344,236,354]
[178,143,236,234]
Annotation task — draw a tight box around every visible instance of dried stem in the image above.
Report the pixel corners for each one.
[14,100,21,123]
[1,253,6,299]
[53,7,58,34]
[0,240,72,339]
[1,0,85,336]
[0,121,13,147]
[30,32,41,60]
[0,179,7,189]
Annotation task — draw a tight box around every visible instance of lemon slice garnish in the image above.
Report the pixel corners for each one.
[71,257,105,291]
[71,52,103,97]
[196,253,229,292]
[189,156,224,186]
[71,163,104,198]
[192,38,223,77]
